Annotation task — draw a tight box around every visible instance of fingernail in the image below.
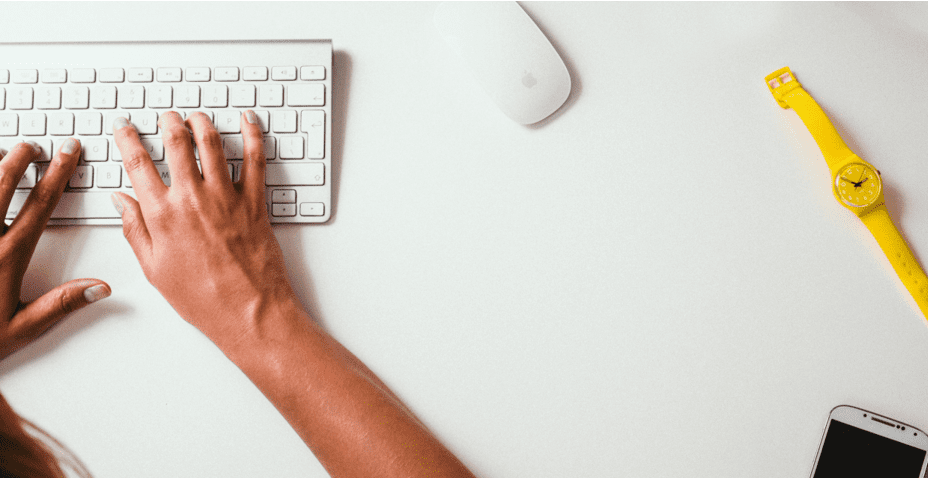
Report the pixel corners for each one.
[62,138,79,155]
[84,284,110,303]
[114,117,129,130]
[110,193,124,215]
[26,141,42,155]
[245,110,257,125]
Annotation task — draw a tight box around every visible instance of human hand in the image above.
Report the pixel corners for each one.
[111,112,300,349]
[0,140,111,360]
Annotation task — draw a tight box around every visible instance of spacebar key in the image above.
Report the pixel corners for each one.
[265,163,325,186]
[49,192,122,219]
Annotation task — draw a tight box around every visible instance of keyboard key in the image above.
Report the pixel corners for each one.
[64,86,90,109]
[272,110,297,133]
[0,88,4,109]
[203,84,228,107]
[155,164,171,186]
[76,112,102,135]
[243,67,268,81]
[16,164,37,189]
[40,69,67,84]
[12,70,38,84]
[147,85,173,108]
[0,70,8,84]
[253,110,270,133]
[265,163,323,186]
[0,113,18,136]
[91,86,117,109]
[300,66,326,81]
[156,68,182,82]
[48,112,74,136]
[216,111,241,133]
[36,87,62,110]
[271,189,296,203]
[133,111,158,134]
[99,68,125,83]
[174,84,200,108]
[287,84,324,107]
[69,165,93,188]
[6,191,120,219]
[259,85,284,107]
[185,67,210,82]
[96,164,122,188]
[118,85,146,109]
[271,203,296,217]
[301,110,325,159]
[82,139,108,161]
[263,136,276,159]
[214,67,239,82]
[8,87,33,110]
[70,69,96,83]
[128,68,153,83]
[278,135,304,159]
[21,113,46,136]
[299,202,325,216]
[230,84,256,107]
[271,66,297,81]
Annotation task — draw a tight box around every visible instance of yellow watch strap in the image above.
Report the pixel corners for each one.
[764,67,854,168]
[860,205,928,316]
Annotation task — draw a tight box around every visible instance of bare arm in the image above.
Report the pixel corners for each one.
[110,112,475,477]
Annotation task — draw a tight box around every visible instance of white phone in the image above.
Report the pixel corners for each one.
[809,405,928,477]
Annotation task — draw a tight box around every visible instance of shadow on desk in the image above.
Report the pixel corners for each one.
[0,299,132,377]
[329,50,351,224]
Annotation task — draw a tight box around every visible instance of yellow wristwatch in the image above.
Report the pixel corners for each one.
[765,66,928,318]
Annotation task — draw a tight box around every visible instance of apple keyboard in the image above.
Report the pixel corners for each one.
[0,39,332,225]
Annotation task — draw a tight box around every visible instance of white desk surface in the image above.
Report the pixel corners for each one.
[3,2,928,476]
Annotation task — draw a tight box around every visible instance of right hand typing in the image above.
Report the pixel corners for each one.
[111,111,302,348]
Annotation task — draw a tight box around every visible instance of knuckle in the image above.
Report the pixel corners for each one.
[123,151,151,174]
[161,127,190,150]
[198,129,222,152]
[54,287,79,315]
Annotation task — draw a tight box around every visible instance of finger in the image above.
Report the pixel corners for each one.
[114,117,168,202]
[159,111,200,189]
[187,112,232,187]
[0,142,41,220]
[111,191,154,270]
[8,278,110,349]
[7,139,82,245]
[238,110,267,208]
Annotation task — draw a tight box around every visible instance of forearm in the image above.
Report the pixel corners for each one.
[220,299,476,478]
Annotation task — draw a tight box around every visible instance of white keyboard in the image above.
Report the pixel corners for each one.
[0,40,332,225]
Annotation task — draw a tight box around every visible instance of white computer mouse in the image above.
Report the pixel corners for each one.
[434,1,572,125]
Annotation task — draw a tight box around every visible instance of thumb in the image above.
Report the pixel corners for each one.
[9,279,111,346]
[111,191,153,266]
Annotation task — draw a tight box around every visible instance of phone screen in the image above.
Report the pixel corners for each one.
[813,419,927,477]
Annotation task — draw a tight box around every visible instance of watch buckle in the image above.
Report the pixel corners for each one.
[765,67,801,108]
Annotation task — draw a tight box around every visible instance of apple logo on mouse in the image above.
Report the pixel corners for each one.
[521,70,537,88]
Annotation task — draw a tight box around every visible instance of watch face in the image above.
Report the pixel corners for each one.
[835,163,882,208]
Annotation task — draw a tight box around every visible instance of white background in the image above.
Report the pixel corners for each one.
[2,2,928,477]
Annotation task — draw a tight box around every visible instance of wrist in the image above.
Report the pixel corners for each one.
[207,292,319,367]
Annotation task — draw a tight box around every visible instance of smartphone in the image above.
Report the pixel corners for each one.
[809,405,928,477]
